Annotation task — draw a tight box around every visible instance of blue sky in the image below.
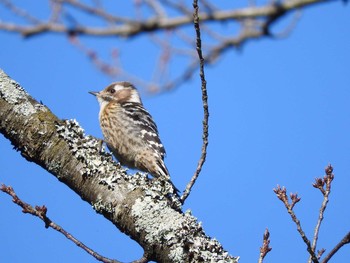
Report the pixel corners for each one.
[1,1,350,263]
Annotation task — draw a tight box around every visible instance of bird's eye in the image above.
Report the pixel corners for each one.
[110,88,115,94]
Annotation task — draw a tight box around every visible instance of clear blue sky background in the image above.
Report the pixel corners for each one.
[1,1,350,263]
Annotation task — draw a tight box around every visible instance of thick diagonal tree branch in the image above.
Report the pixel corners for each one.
[0,69,237,262]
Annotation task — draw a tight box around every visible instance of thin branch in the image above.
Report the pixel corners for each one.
[160,0,193,15]
[258,228,272,263]
[160,26,263,92]
[180,0,209,203]
[321,232,350,263]
[49,0,63,23]
[273,186,319,263]
[317,248,326,260]
[271,9,303,38]
[144,0,167,18]
[0,184,147,263]
[58,0,134,24]
[199,0,218,13]
[0,0,42,24]
[308,165,334,263]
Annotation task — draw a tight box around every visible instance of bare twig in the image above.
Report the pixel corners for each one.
[199,0,218,13]
[0,0,41,24]
[68,34,119,76]
[160,0,192,15]
[322,232,350,263]
[180,0,209,203]
[317,248,326,260]
[49,0,63,23]
[58,0,134,24]
[272,9,303,38]
[0,184,147,263]
[308,165,334,263]
[273,185,319,263]
[144,0,167,18]
[258,228,272,263]
[160,26,263,91]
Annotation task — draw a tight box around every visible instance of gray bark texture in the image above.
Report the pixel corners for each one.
[0,69,238,263]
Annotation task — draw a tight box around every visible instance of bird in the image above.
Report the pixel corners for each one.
[89,82,178,193]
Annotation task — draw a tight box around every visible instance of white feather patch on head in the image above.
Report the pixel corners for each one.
[113,83,142,103]
[112,83,125,92]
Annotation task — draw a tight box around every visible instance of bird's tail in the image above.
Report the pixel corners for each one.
[156,160,180,194]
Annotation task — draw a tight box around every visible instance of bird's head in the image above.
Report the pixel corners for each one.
[89,82,142,106]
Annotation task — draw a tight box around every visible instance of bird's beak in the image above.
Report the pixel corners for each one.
[89,91,99,96]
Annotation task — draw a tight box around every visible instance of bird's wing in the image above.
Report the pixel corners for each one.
[121,102,166,158]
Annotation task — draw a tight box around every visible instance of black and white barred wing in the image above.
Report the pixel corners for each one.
[121,102,166,159]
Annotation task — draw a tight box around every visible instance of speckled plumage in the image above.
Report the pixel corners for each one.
[90,82,177,192]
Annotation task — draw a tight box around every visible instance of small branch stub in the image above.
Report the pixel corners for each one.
[258,228,272,263]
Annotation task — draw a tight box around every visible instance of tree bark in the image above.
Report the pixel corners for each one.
[0,69,237,263]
